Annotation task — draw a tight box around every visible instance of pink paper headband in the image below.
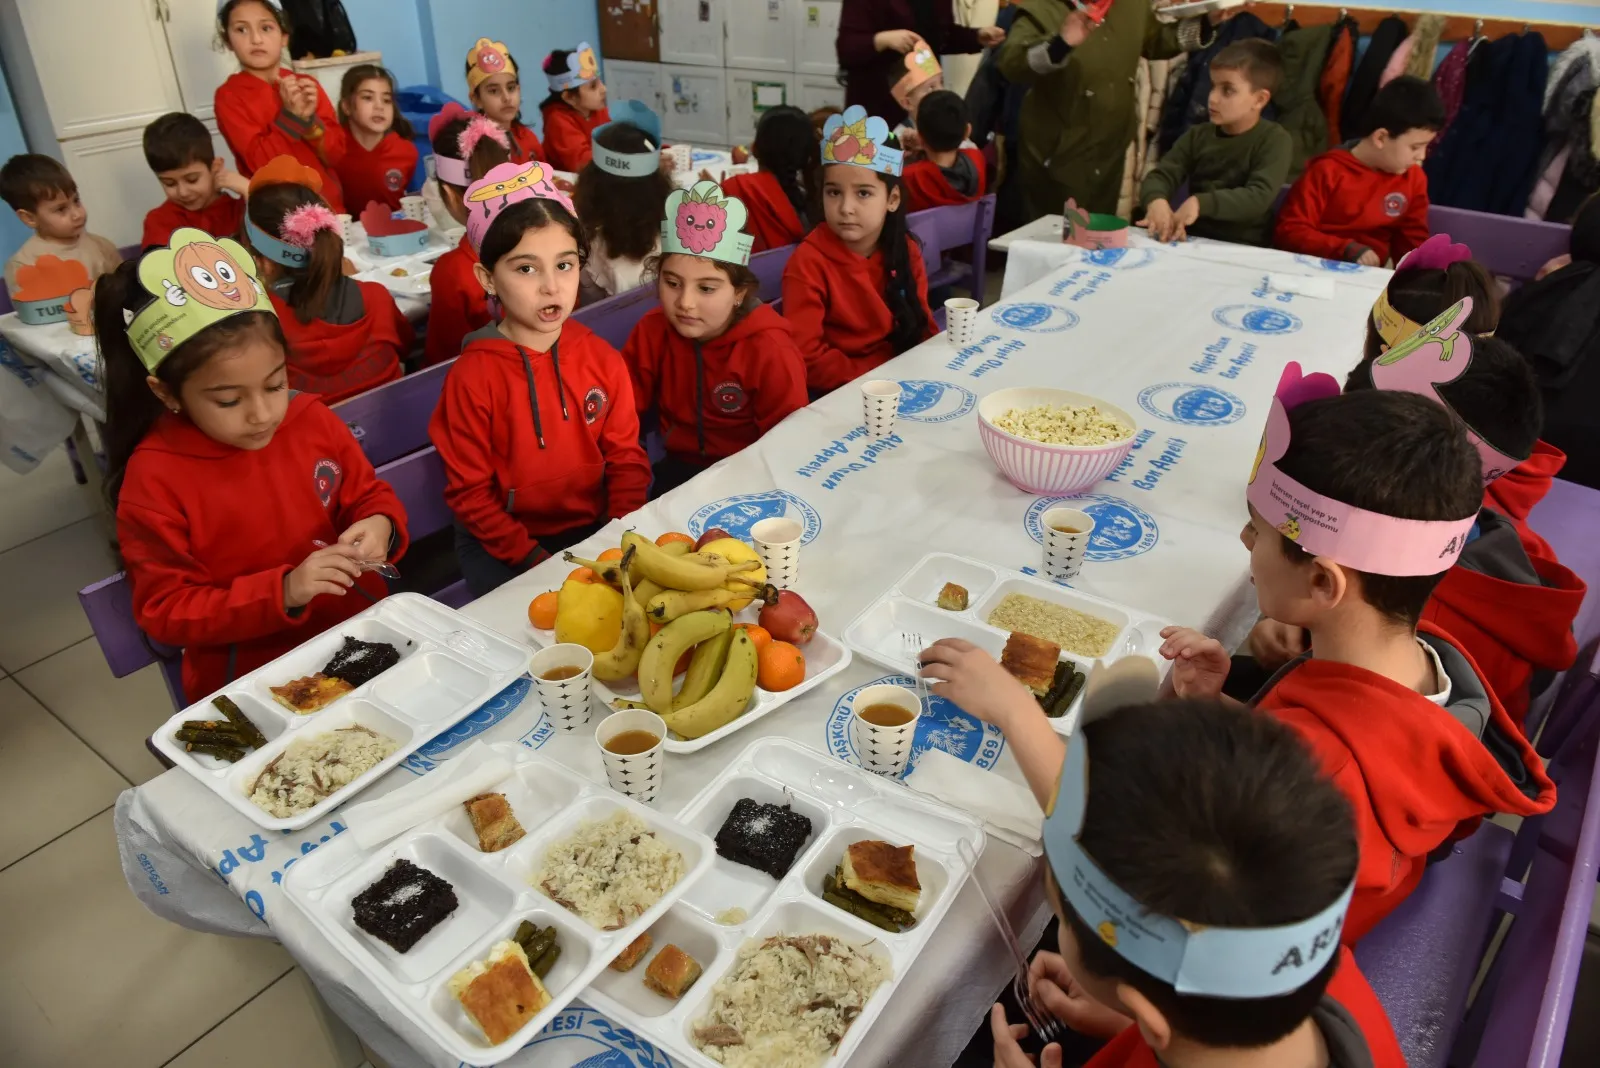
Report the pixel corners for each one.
[1396,233,1473,274]
[464,160,575,255]
[1248,363,1476,576]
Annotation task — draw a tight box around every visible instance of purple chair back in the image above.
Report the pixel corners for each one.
[77,572,187,710]
[1427,206,1571,285]
[907,195,998,300]
[1527,478,1600,653]
[373,446,471,607]
[331,359,453,467]
[749,244,795,304]
[570,284,659,351]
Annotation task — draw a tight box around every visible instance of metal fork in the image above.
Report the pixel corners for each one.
[903,631,929,712]
[958,839,1068,1044]
[312,539,402,580]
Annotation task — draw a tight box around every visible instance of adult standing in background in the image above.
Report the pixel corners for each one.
[837,0,1008,129]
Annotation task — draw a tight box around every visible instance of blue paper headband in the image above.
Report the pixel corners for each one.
[245,217,312,268]
[821,105,903,177]
[547,42,599,93]
[593,106,662,178]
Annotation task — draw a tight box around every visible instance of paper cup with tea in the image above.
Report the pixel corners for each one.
[1041,507,1095,582]
[595,708,666,803]
[751,516,803,591]
[944,297,979,346]
[860,379,900,441]
[531,643,595,733]
[399,195,426,222]
[850,684,922,778]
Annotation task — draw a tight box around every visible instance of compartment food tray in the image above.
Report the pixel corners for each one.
[580,736,985,1068]
[842,553,1173,734]
[151,593,533,831]
[282,742,715,1066]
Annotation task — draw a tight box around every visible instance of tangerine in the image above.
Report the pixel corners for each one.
[656,531,696,548]
[735,624,773,655]
[527,591,559,630]
[758,641,806,692]
[598,547,626,562]
[567,566,598,584]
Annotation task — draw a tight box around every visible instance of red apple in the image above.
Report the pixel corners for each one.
[694,527,734,551]
[760,591,818,646]
[731,145,750,165]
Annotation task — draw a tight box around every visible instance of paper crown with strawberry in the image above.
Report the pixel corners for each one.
[660,180,753,266]
[546,41,599,94]
[466,38,516,95]
[890,36,943,111]
[126,227,276,372]
[821,105,903,177]
[464,160,576,255]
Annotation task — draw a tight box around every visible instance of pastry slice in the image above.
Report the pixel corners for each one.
[449,940,551,1044]
[464,792,526,852]
[842,840,921,914]
[937,583,969,611]
[643,944,702,999]
[610,932,653,972]
[269,673,353,713]
[1000,632,1061,696]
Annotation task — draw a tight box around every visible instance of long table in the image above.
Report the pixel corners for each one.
[115,239,1388,1067]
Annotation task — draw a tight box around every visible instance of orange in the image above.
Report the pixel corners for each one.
[758,641,806,692]
[598,547,626,562]
[656,531,696,547]
[735,624,773,656]
[527,591,559,630]
[567,566,598,584]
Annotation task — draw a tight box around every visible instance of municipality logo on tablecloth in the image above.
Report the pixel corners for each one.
[401,676,534,774]
[1137,383,1247,427]
[1025,494,1160,561]
[688,489,821,545]
[1294,255,1369,274]
[828,675,1005,777]
[523,1007,675,1067]
[1212,304,1304,335]
[897,379,976,423]
[991,301,1079,333]
[1081,246,1155,269]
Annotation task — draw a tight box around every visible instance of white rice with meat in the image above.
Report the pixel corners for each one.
[692,934,890,1068]
[992,403,1131,446]
[988,592,1122,657]
[535,810,685,929]
[248,724,398,817]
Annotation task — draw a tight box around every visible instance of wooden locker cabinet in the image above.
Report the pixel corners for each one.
[726,69,795,146]
[659,0,724,67]
[794,0,841,77]
[661,64,728,144]
[598,0,660,63]
[605,58,668,118]
[725,0,791,71]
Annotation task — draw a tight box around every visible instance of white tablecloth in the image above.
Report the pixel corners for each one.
[115,240,1388,1068]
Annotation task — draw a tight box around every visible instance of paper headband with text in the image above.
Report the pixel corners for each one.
[1248,362,1477,575]
[245,202,340,268]
[1042,658,1354,1000]
[464,160,575,255]
[593,101,662,177]
[1368,297,1528,484]
[891,36,944,111]
[546,42,599,93]
[661,181,753,266]
[427,103,512,187]
[821,105,903,176]
[128,227,275,372]
[1369,234,1475,349]
[466,38,516,95]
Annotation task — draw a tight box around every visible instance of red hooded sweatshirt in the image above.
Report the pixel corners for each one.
[269,280,411,405]
[335,130,420,214]
[1256,623,1556,942]
[540,102,610,172]
[624,303,808,464]
[901,148,987,212]
[429,320,651,567]
[117,393,409,703]
[1084,948,1404,1068]
[506,120,544,164]
[216,69,348,212]
[720,171,807,253]
[1486,439,1566,567]
[1274,147,1429,264]
[425,236,492,367]
[142,194,245,250]
[1422,509,1584,728]
[782,221,934,393]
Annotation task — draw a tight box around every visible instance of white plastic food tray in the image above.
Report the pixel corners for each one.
[282,742,715,1066]
[581,736,985,1068]
[842,553,1172,733]
[152,593,533,831]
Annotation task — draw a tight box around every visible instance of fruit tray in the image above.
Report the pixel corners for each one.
[580,736,985,1068]
[842,553,1173,734]
[150,593,533,831]
[282,743,715,1066]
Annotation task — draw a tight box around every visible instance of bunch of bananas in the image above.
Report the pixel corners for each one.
[567,533,775,624]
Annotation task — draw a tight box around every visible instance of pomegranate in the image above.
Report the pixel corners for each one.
[759,591,818,646]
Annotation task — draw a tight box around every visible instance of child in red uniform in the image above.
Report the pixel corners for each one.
[464,38,543,163]
[624,179,808,496]
[423,106,513,367]
[540,44,610,173]
[576,108,672,299]
[334,64,419,215]
[141,113,248,249]
[782,105,933,394]
[1275,76,1440,266]
[242,159,409,403]
[97,226,406,703]
[430,161,650,596]
[901,90,986,212]
[720,105,820,253]
[214,0,347,211]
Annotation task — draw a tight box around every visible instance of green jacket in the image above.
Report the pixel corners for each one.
[999,0,1201,215]
[1140,119,1294,245]
[1273,23,1334,182]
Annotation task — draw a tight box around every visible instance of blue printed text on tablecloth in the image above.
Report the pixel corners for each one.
[137,853,170,895]
[1102,428,1156,483]
[1048,268,1115,302]
[968,338,1029,379]
[794,428,906,490]
[1130,437,1187,492]
[1189,336,1258,379]
[945,332,1003,372]
[1251,278,1297,305]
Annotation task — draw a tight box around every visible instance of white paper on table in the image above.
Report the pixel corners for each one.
[1265,273,1337,300]
[907,749,1043,856]
[342,741,512,849]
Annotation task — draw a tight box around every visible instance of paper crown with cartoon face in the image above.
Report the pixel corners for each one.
[891,36,944,111]
[660,180,753,266]
[466,38,516,95]
[546,42,599,94]
[128,228,276,372]
[1369,234,1476,349]
[593,100,662,178]
[821,105,903,176]
[1042,658,1354,1000]
[464,160,575,255]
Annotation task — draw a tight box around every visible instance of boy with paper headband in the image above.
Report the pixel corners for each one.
[465,38,543,163]
[540,42,610,172]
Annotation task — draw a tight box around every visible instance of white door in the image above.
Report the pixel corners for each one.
[726,69,796,147]
[162,0,243,120]
[604,60,667,120]
[659,0,724,67]
[660,65,728,146]
[60,129,161,248]
[793,0,841,78]
[796,75,845,115]
[725,0,792,72]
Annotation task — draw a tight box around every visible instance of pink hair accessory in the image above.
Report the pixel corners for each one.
[1396,233,1473,274]
[1247,361,1477,576]
[428,101,473,144]
[464,160,575,254]
[280,203,340,248]
[459,114,511,160]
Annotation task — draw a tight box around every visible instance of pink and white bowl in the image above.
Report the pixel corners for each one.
[977,387,1139,495]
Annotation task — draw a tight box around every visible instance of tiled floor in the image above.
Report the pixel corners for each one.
[0,452,364,1068]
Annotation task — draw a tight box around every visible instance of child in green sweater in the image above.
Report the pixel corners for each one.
[1140,39,1292,246]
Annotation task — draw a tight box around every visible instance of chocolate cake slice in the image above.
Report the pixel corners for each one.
[352,858,458,953]
[714,798,813,879]
[322,636,404,688]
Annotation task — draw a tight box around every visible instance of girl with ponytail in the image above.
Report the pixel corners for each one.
[721,105,821,252]
[426,107,513,364]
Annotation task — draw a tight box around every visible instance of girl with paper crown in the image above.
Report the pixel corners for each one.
[781,105,934,393]
[540,43,610,172]
[464,37,544,163]
[720,105,822,253]
[429,161,650,597]
[333,63,419,215]
[574,105,673,298]
[622,180,808,496]
[214,0,348,212]
[241,157,409,404]
[424,104,513,365]
[96,225,408,703]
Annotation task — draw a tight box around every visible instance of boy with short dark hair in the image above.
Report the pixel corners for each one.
[1139,39,1292,246]
[140,112,249,249]
[902,89,987,212]
[1275,75,1442,264]
[1,153,121,291]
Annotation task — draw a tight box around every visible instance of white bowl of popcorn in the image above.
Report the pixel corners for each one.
[977,387,1139,495]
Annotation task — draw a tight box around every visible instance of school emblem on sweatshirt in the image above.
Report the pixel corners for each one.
[383,167,406,192]
[1212,305,1304,336]
[990,301,1079,333]
[1383,192,1408,218]
[688,490,820,545]
[583,386,608,424]
[828,675,1004,778]
[897,379,976,423]
[712,380,748,413]
[1137,383,1246,427]
[1026,493,1159,561]
[312,458,343,506]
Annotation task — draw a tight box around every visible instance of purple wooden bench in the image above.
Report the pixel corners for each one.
[1427,206,1571,286]
[330,358,452,468]
[908,195,998,318]
[374,445,471,609]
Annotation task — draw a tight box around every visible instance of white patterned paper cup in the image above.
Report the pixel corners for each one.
[595,708,666,803]
[399,195,426,222]
[750,516,803,590]
[850,684,922,778]
[530,644,595,733]
[336,213,353,243]
[861,379,900,440]
[945,297,979,345]
[1041,507,1095,581]
[667,144,692,173]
